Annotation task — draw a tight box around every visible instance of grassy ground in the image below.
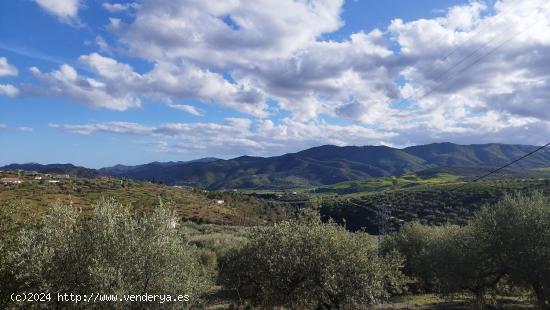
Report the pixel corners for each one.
[531,166,550,173]
[378,294,535,309]
[305,172,462,195]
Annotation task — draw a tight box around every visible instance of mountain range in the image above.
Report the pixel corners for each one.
[2,143,550,189]
[0,163,100,178]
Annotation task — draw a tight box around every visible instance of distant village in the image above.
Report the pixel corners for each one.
[0,170,117,185]
[0,170,231,206]
[0,170,312,208]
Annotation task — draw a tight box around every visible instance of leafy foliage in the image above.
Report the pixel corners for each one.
[220,211,406,309]
[385,192,550,308]
[322,179,550,233]
[7,199,213,308]
[471,192,550,308]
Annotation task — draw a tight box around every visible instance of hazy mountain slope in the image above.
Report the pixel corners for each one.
[403,143,550,168]
[0,163,100,178]
[5,143,550,189]
[99,158,221,177]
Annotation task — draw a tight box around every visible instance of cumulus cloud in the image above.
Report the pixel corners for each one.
[33,0,81,23]
[49,118,397,157]
[116,0,344,66]
[29,53,268,115]
[0,57,18,77]
[29,64,141,110]
[103,0,550,136]
[388,0,550,125]
[0,84,20,97]
[20,0,550,150]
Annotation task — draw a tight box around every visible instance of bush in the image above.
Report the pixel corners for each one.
[0,204,23,309]
[471,192,550,308]
[383,222,500,299]
[382,222,443,291]
[386,192,550,308]
[427,225,502,302]
[9,198,213,308]
[220,211,406,309]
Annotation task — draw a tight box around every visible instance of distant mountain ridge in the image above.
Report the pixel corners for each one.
[98,143,550,189]
[0,163,100,178]
[98,158,220,176]
[2,143,550,189]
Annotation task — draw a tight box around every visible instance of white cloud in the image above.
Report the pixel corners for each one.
[30,53,268,115]
[386,0,550,129]
[103,2,139,13]
[49,121,151,135]
[0,84,20,97]
[0,57,18,77]
[95,36,111,53]
[29,64,141,111]
[49,118,397,157]
[167,103,202,116]
[33,0,81,23]
[21,0,550,149]
[18,127,34,132]
[78,53,140,82]
[116,0,344,67]
[0,125,34,132]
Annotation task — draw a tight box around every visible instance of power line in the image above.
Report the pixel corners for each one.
[390,7,547,111]
[453,142,550,190]
[438,1,524,62]
[414,13,545,106]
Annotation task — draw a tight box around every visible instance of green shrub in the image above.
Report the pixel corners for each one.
[471,192,550,308]
[0,204,23,309]
[386,192,550,309]
[9,198,213,308]
[220,212,406,309]
[382,222,442,291]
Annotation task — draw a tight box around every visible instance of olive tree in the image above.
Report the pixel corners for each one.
[381,222,442,291]
[387,192,550,309]
[427,225,503,304]
[384,222,501,301]
[471,192,550,308]
[0,204,23,309]
[10,198,213,308]
[220,212,406,309]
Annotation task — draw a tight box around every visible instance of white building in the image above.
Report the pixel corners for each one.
[1,178,23,184]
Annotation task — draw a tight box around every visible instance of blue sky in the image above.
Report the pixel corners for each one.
[1,0,549,168]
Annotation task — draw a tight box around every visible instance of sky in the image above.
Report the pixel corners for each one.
[1,0,549,168]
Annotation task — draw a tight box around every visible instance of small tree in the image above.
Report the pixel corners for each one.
[0,204,23,309]
[427,225,503,304]
[471,192,550,308]
[387,192,550,309]
[382,222,442,291]
[10,198,213,308]
[220,212,406,309]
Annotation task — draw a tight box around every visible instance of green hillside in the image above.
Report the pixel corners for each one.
[98,143,550,189]
[0,172,288,226]
[311,172,460,194]
[320,178,550,233]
